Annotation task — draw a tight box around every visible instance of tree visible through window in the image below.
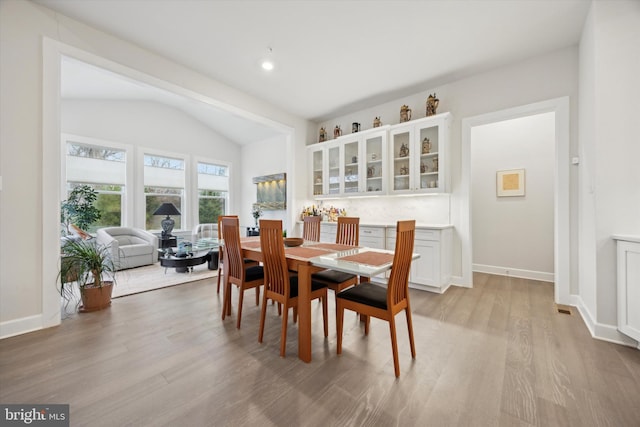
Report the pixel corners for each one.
[198,161,228,223]
[65,141,126,231]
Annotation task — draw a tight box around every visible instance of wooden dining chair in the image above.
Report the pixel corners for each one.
[302,215,321,242]
[312,216,360,292]
[220,216,264,329]
[258,219,329,357]
[216,215,258,293]
[336,220,416,377]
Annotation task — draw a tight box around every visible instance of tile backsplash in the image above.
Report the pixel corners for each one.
[316,194,450,225]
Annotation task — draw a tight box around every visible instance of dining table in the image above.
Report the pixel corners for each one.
[234,237,420,363]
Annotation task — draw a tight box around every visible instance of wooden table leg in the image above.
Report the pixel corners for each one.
[298,263,312,363]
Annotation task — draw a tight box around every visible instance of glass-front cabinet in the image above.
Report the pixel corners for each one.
[389,112,451,194]
[308,114,450,198]
[328,144,340,195]
[312,148,324,196]
[343,139,359,194]
[363,131,386,194]
[308,127,388,198]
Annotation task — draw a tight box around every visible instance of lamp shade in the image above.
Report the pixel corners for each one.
[153,202,181,236]
[153,202,181,216]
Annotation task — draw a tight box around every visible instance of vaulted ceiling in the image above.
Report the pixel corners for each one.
[35,0,591,144]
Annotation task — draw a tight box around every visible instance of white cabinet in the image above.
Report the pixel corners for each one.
[308,127,388,198]
[614,236,640,343]
[359,226,386,249]
[386,226,452,293]
[308,141,341,196]
[319,222,336,243]
[362,130,388,195]
[389,112,451,194]
[309,114,451,198]
[318,222,385,249]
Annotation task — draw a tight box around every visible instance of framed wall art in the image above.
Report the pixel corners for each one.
[496,168,525,197]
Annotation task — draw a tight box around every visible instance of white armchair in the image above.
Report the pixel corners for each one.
[96,227,158,270]
[192,223,218,242]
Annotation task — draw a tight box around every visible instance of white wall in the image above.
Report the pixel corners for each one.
[578,1,640,338]
[240,135,288,231]
[317,47,580,289]
[62,99,242,231]
[0,0,311,338]
[471,113,555,280]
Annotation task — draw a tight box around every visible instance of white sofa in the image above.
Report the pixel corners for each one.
[96,227,158,270]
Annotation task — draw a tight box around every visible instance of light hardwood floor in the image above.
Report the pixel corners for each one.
[1,273,639,426]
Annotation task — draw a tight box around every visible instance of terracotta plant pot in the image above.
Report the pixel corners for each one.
[79,281,114,313]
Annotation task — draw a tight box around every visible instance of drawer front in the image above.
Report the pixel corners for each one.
[360,226,385,239]
[415,229,439,241]
[361,236,385,250]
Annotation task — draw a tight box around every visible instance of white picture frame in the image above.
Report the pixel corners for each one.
[496,168,525,197]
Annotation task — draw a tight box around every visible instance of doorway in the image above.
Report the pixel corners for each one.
[460,98,571,305]
[470,112,555,282]
[42,39,294,328]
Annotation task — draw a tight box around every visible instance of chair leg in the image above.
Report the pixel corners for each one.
[389,315,400,378]
[336,300,344,355]
[364,315,370,335]
[255,286,260,305]
[293,306,298,323]
[236,286,245,329]
[280,304,289,357]
[258,295,268,343]
[405,307,416,358]
[322,294,328,338]
[216,264,223,293]
[222,279,231,320]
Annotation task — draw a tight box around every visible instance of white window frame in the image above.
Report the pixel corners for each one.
[192,156,231,226]
[139,147,189,232]
[61,133,134,227]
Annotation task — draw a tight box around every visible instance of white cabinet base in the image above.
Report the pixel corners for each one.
[614,236,640,343]
[387,227,452,293]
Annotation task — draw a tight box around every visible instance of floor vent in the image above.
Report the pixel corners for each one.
[556,304,572,315]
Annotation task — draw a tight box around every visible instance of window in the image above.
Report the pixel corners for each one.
[144,154,185,231]
[197,161,229,223]
[64,140,126,231]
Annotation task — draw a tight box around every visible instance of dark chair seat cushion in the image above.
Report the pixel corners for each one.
[336,283,387,310]
[312,269,356,284]
[245,265,264,281]
[289,275,327,298]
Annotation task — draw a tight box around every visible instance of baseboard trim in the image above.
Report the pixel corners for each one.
[473,264,554,282]
[450,275,470,288]
[0,314,46,340]
[574,296,639,348]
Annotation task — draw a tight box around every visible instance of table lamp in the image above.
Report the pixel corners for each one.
[153,202,181,237]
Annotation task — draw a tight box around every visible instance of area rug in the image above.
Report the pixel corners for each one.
[111,263,218,298]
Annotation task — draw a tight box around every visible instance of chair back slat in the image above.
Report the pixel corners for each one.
[387,220,416,307]
[336,217,359,246]
[259,219,290,298]
[217,215,238,258]
[302,216,321,242]
[221,217,245,282]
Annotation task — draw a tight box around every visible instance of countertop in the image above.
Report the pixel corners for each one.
[612,235,640,244]
[297,221,453,230]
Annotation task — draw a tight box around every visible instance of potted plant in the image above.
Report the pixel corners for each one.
[59,239,118,312]
[61,184,101,236]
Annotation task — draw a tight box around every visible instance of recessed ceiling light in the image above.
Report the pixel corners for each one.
[261,47,274,71]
